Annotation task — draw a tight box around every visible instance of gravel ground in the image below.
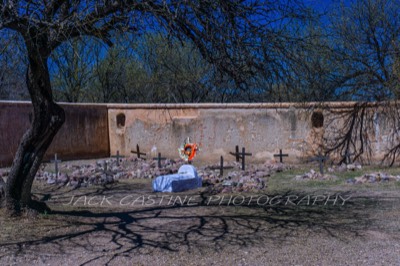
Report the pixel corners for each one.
[1,237,400,266]
[1,168,400,265]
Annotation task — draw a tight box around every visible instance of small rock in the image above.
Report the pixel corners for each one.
[337,164,347,172]
[221,187,232,193]
[113,172,126,180]
[222,180,233,187]
[255,171,269,178]
[380,173,390,182]
[355,163,362,170]
[47,177,56,184]
[57,173,69,184]
[346,164,356,171]
[69,179,79,187]
[135,169,142,178]
[370,175,377,182]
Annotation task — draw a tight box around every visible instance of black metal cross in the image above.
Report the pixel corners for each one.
[50,154,61,176]
[229,146,252,170]
[153,152,167,168]
[240,147,252,171]
[229,145,240,162]
[274,149,289,163]
[111,150,125,166]
[131,144,146,159]
[311,152,328,175]
[210,156,234,176]
[343,150,354,164]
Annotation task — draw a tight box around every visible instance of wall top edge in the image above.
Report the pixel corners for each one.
[0,101,109,107]
[0,100,393,109]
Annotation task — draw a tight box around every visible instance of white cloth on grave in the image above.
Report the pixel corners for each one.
[152,164,202,192]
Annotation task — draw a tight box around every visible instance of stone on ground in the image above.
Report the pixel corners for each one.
[294,169,338,181]
[348,172,400,184]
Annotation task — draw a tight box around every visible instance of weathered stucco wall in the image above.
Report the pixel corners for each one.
[107,102,397,164]
[107,103,323,163]
[0,101,109,167]
[1,101,395,166]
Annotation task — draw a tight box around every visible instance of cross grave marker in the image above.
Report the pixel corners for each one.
[51,154,61,177]
[343,150,354,165]
[111,150,125,166]
[240,147,252,171]
[311,152,329,175]
[229,146,252,171]
[229,145,240,162]
[210,156,234,176]
[274,149,289,163]
[131,144,147,159]
[153,152,167,168]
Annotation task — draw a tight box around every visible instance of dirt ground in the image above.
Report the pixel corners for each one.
[1,162,400,265]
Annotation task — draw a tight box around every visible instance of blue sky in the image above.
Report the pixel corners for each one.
[305,0,335,12]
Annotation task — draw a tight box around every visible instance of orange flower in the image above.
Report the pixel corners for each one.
[179,138,199,162]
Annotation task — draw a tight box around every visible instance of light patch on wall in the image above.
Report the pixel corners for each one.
[255,151,273,160]
[172,116,198,124]
[289,107,297,138]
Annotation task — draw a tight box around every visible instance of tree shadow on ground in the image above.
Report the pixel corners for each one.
[0,188,392,265]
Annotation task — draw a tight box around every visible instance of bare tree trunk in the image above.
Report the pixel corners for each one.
[4,52,65,212]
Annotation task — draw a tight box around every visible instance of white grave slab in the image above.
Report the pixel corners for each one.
[152,164,202,192]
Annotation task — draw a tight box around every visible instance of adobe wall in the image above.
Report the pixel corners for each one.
[0,101,109,167]
[107,103,336,163]
[0,101,394,166]
[108,102,395,164]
